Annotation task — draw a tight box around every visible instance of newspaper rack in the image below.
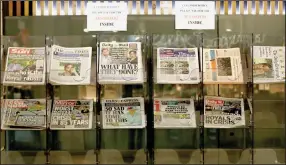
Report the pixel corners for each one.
[0,34,284,164]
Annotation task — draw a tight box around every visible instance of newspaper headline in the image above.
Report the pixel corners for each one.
[102,97,145,129]
[50,100,93,130]
[4,47,45,85]
[98,42,144,84]
[154,99,197,128]
[204,96,245,128]
[156,48,200,84]
[49,45,92,85]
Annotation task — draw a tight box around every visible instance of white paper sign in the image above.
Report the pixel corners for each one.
[86,2,127,31]
[175,1,215,30]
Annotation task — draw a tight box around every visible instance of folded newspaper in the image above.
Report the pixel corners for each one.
[3,47,45,85]
[202,48,247,84]
[156,48,200,84]
[50,100,93,130]
[154,98,197,128]
[49,45,92,85]
[1,99,49,130]
[101,97,145,129]
[98,42,144,84]
[204,96,245,128]
[253,46,285,83]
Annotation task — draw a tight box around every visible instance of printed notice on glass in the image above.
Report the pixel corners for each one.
[175,1,215,30]
[154,98,197,128]
[86,1,127,31]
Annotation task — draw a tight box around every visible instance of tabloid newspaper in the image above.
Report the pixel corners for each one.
[1,99,49,130]
[49,45,92,85]
[98,42,144,84]
[50,100,93,130]
[253,46,285,83]
[156,48,200,84]
[202,48,247,84]
[101,97,145,129]
[204,96,245,128]
[3,47,45,85]
[154,98,197,128]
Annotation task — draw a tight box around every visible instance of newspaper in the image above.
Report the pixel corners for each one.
[154,98,196,128]
[253,46,285,83]
[202,48,246,84]
[50,100,93,130]
[49,45,92,85]
[98,42,144,84]
[102,97,145,129]
[156,48,200,84]
[204,96,245,128]
[1,99,48,130]
[3,47,45,85]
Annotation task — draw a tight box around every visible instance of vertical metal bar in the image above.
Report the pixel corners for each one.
[96,34,101,165]
[216,15,221,151]
[216,14,220,97]
[45,36,52,164]
[143,34,148,164]
[284,18,286,163]
[147,34,154,165]
[250,33,254,165]
[0,1,8,154]
[200,32,204,165]
[0,1,2,161]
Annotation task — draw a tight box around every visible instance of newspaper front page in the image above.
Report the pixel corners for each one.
[102,97,145,129]
[156,48,200,84]
[98,42,144,84]
[253,46,285,83]
[49,45,92,85]
[1,99,48,130]
[204,96,245,128]
[202,48,246,84]
[3,47,45,85]
[50,100,93,130]
[154,98,196,128]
